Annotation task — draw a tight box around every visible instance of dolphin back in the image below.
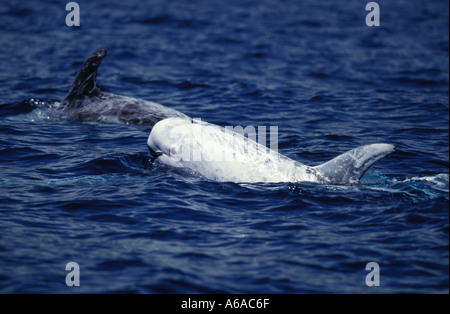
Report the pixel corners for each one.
[313,143,395,184]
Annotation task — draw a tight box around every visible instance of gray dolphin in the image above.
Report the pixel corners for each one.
[60,48,188,125]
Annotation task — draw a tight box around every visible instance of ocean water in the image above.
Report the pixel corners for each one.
[0,0,448,294]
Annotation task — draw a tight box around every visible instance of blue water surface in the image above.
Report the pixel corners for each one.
[0,0,448,293]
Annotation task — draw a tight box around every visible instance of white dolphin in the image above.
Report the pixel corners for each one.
[147,117,395,184]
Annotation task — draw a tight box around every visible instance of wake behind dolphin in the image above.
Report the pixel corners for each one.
[147,117,395,184]
[59,48,188,125]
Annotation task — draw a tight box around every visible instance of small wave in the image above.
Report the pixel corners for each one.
[390,76,448,87]
[373,173,450,201]
[401,173,449,192]
[0,98,62,121]
[0,174,122,186]
[138,14,172,25]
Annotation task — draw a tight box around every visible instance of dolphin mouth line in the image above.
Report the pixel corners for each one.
[148,145,163,162]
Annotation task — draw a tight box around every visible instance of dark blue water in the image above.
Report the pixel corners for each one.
[0,0,448,293]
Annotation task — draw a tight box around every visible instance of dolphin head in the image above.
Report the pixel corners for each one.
[147,117,195,167]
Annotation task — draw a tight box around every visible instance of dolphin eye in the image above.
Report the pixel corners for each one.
[170,145,179,155]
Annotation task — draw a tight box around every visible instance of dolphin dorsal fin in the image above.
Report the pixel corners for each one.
[65,48,107,103]
[313,143,395,184]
